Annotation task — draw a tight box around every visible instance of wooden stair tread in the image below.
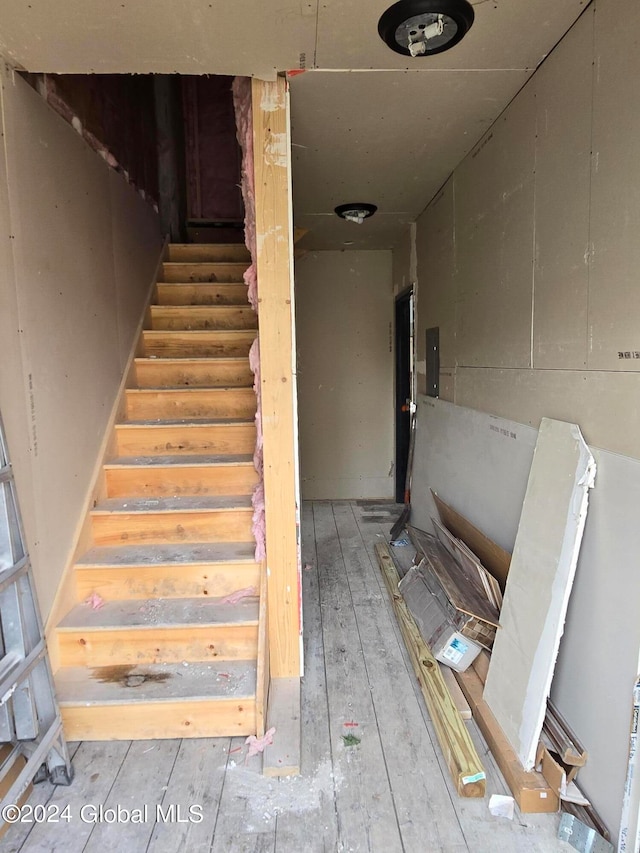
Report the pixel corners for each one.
[135,356,251,364]
[127,387,255,395]
[162,262,249,284]
[93,495,253,513]
[56,660,256,705]
[58,596,259,630]
[143,329,256,338]
[150,306,255,317]
[105,454,254,467]
[167,244,251,263]
[149,306,257,331]
[119,418,255,426]
[155,282,251,306]
[76,542,257,567]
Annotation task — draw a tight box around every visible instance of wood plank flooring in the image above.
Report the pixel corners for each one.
[4,502,567,853]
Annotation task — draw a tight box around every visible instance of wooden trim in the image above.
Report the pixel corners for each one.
[255,559,270,738]
[375,543,486,798]
[251,77,301,679]
[454,666,559,813]
[44,241,168,665]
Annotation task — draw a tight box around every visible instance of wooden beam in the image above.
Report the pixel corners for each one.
[256,560,270,738]
[252,77,301,679]
[375,543,485,798]
[263,676,301,777]
[454,666,559,813]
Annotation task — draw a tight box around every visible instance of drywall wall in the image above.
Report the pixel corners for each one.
[414,0,640,461]
[411,0,640,833]
[411,399,640,838]
[295,250,394,499]
[0,68,162,617]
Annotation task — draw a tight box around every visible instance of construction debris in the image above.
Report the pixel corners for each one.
[375,542,486,798]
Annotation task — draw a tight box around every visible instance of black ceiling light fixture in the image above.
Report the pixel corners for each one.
[378,0,474,57]
[335,203,378,224]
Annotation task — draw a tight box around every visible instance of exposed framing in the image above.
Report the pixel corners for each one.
[251,77,302,683]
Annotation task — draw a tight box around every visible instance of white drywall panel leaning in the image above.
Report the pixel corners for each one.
[483,418,596,770]
[411,398,640,836]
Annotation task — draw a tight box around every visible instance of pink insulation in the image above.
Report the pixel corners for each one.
[234,78,266,563]
[232,76,259,311]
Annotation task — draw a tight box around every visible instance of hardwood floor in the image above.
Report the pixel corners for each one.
[4,501,567,853]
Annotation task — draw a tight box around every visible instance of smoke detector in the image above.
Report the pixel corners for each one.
[378,0,474,57]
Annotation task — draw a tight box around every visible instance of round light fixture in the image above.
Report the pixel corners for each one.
[335,203,378,224]
[378,0,474,57]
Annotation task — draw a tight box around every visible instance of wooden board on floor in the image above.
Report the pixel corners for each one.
[375,542,486,798]
[455,666,559,814]
[83,740,180,853]
[439,664,472,720]
[263,676,301,777]
[147,738,229,852]
[313,503,405,852]
[331,502,469,852]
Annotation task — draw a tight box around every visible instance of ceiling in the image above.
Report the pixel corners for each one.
[0,0,590,250]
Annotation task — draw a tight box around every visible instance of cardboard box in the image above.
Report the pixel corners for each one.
[399,564,482,672]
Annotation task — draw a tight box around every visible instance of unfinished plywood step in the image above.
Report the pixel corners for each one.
[157,283,251,307]
[125,387,256,420]
[114,420,256,456]
[150,305,258,332]
[74,542,259,600]
[56,660,257,740]
[156,282,249,306]
[162,262,248,283]
[166,244,251,263]
[104,454,258,498]
[90,495,253,546]
[57,597,259,666]
[134,357,253,389]
[142,330,255,358]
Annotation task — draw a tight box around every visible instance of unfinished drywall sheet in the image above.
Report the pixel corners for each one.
[110,169,164,370]
[411,398,537,549]
[0,79,36,545]
[415,179,456,395]
[455,367,640,461]
[0,2,318,78]
[588,0,640,371]
[0,70,161,616]
[532,6,592,370]
[484,418,596,770]
[296,250,394,499]
[411,398,640,837]
[454,84,536,370]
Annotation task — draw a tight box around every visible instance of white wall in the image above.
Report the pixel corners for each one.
[0,68,163,617]
[295,250,394,499]
[412,0,640,836]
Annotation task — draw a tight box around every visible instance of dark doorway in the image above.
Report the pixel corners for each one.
[182,75,244,242]
[395,288,414,503]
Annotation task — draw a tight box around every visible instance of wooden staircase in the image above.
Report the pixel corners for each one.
[52,243,267,741]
